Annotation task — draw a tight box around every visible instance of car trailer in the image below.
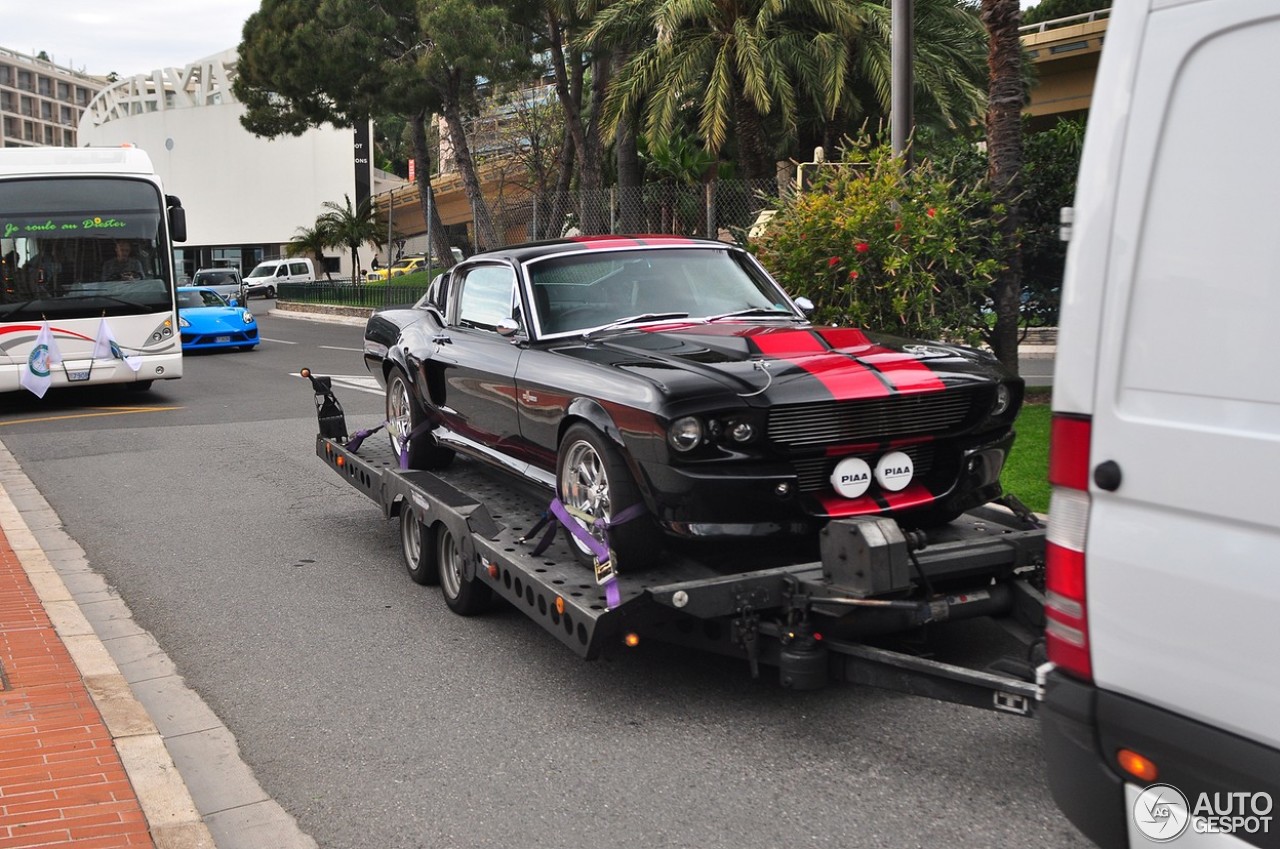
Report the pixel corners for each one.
[304,370,1049,718]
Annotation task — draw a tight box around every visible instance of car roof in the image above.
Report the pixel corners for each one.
[469,235,739,264]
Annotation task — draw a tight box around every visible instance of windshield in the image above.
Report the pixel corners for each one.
[193,270,238,285]
[246,263,276,279]
[177,289,228,308]
[526,247,796,335]
[0,176,171,322]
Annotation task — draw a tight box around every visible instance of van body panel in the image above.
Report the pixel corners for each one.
[1046,0,1280,844]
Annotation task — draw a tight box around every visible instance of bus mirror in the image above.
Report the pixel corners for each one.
[169,205,187,243]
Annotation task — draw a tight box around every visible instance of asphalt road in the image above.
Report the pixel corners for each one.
[0,306,1086,849]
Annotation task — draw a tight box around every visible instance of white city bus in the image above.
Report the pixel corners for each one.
[0,147,186,394]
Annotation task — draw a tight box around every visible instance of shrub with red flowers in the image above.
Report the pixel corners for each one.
[753,138,1005,345]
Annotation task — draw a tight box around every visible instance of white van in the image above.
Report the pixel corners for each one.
[1042,1,1280,847]
[243,257,316,298]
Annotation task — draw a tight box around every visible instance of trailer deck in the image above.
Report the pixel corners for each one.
[308,371,1048,716]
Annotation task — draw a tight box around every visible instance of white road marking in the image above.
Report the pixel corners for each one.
[260,337,298,345]
[292,373,383,396]
[320,345,364,353]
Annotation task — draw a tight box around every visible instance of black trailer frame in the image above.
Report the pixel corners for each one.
[308,373,1048,718]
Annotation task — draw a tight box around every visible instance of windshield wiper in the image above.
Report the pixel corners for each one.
[582,312,690,336]
[704,307,797,322]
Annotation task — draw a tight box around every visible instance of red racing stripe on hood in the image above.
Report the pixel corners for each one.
[817,328,945,394]
[750,329,890,399]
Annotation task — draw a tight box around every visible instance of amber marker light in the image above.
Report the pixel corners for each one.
[623,633,640,648]
[1116,749,1158,783]
[555,596,565,615]
[335,455,345,467]
[487,562,499,579]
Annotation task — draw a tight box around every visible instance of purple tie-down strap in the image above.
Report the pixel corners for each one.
[397,420,437,469]
[344,422,386,454]
[604,579,621,608]
[549,498,609,562]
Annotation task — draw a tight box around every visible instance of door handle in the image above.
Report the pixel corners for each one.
[1094,460,1122,491]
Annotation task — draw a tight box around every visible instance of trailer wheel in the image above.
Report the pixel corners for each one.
[400,504,437,585]
[436,523,492,615]
[386,367,454,470]
[556,423,659,572]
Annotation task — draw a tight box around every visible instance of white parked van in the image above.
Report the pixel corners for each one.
[243,257,316,298]
[1042,1,1280,847]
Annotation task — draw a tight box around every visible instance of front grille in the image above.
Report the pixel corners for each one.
[792,443,937,492]
[768,390,981,449]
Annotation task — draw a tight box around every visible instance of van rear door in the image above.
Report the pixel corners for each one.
[1082,0,1280,751]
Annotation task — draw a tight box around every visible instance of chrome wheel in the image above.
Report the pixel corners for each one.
[386,372,414,458]
[437,526,462,601]
[559,437,611,555]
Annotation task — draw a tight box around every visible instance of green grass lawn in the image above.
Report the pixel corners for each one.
[1000,400,1051,513]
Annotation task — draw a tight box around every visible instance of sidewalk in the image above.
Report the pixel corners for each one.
[0,491,208,848]
[0,443,315,849]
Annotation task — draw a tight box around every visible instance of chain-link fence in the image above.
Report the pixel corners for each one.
[462,178,781,252]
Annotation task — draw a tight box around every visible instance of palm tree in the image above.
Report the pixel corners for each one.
[286,224,334,281]
[584,0,988,185]
[317,194,384,283]
[982,0,1024,372]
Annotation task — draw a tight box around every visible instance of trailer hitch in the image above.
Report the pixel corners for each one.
[300,367,348,441]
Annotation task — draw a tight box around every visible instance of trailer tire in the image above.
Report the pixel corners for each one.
[400,504,437,585]
[386,367,454,471]
[436,523,492,615]
[556,423,659,572]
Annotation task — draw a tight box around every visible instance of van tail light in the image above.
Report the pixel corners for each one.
[1045,414,1093,682]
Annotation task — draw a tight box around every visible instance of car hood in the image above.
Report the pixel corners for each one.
[559,322,1009,405]
[181,307,253,329]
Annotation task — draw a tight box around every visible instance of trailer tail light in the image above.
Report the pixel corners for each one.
[1045,414,1093,682]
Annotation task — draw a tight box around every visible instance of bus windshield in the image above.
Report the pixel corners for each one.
[0,177,171,322]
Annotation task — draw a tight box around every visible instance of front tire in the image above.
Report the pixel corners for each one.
[436,523,491,615]
[556,423,660,572]
[385,367,454,470]
[265,285,276,299]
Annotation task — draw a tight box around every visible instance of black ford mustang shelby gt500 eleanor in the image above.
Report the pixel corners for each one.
[363,236,1022,570]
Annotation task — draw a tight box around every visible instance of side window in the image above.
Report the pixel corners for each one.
[275,265,287,277]
[456,265,516,331]
[290,262,308,276]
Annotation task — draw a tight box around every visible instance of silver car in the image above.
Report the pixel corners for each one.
[190,268,246,304]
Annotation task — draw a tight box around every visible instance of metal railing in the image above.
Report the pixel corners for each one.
[277,280,431,311]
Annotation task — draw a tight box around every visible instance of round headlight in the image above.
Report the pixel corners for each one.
[668,416,703,452]
[730,421,756,443]
[992,383,1012,416]
[179,316,190,328]
[242,311,255,324]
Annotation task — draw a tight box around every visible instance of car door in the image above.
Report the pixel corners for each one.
[435,262,524,464]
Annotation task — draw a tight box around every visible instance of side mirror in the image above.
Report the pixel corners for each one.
[496,318,521,338]
[229,297,241,307]
[794,296,815,316]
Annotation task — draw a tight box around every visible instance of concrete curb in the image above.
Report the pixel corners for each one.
[0,440,317,849]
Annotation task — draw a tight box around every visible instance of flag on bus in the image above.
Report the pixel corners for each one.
[93,317,141,372]
[19,320,62,398]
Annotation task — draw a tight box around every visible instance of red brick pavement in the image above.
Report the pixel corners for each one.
[0,528,154,849]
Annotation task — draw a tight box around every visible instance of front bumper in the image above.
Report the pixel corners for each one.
[635,431,1015,538]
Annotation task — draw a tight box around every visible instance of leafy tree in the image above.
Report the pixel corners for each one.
[583,0,989,186]
[753,139,1003,345]
[286,224,335,280]
[318,194,384,282]
[232,0,484,266]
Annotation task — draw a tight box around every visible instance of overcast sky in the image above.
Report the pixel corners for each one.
[6,1,263,78]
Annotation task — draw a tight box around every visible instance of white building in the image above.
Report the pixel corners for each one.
[77,49,400,281]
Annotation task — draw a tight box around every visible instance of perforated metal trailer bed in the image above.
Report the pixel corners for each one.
[305,370,1050,718]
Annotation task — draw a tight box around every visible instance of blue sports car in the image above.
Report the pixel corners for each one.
[177,286,259,351]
